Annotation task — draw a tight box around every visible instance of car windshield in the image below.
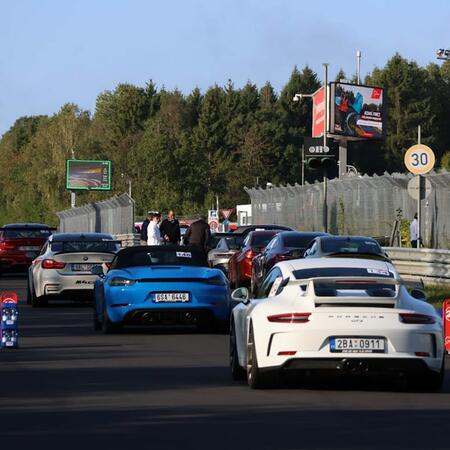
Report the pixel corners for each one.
[51,241,119,253]
[223,237,241,250]
[112,248,208,269]
[3,229,52,238]
[284,235,317,248]
[321,238,382,255]
[293,267,394,279]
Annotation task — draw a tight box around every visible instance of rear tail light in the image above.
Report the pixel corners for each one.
[0,242,16,251]
[399,313,435,324]
[278,351,297,356]
[245,249,255,260]
[415,352,430,357]
[42,259,66,269]
[274,254,290,262]
[267,313,311,323]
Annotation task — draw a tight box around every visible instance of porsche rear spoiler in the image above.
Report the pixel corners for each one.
[292,276,401,306]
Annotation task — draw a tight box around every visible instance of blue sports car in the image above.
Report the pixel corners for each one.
[92,245,230,333]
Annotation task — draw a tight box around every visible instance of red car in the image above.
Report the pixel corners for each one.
[228,230,279,288]
[0,223,54,273]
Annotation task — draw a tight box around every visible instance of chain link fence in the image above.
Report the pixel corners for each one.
[57,193,135,235]
[245,171,450,250]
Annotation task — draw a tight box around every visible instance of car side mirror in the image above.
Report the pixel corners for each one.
[410,288,427,300]
[231,287,250,303]
[91,265,105,278]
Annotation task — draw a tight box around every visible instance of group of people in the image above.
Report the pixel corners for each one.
[139,210,211,255]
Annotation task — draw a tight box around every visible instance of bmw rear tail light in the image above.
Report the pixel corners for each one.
[267,313,311,323]
[244,249,255,260]
[399,313,435,324]
[42,259,66,269]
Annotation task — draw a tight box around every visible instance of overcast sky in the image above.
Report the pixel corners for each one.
[1,0,448,135]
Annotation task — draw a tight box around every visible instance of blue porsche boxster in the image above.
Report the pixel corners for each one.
[92,245,230,333]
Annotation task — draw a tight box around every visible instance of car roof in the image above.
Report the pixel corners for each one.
[247,230,281,237]
[50,232,115,242]
[278,231,328,239]
[280,257,395,273]
[318,235,380,244]
[232,225,294,233]
[1,223,53,229]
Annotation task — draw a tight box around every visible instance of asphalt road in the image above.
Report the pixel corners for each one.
[1,274,450,450]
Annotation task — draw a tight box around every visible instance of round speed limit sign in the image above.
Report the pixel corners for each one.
[404,144,435,175]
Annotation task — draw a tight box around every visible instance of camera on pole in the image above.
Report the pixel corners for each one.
[303,137,337,171]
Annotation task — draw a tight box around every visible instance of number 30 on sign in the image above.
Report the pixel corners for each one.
[404,144,435,175]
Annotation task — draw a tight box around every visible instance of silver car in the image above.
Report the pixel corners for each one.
[27,232,120,307]
[207,235,243,275]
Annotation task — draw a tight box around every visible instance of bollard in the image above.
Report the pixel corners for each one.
[444,299,450,354]
[0,291,19,349]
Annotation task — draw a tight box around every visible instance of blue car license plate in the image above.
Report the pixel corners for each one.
[154,292,190,303]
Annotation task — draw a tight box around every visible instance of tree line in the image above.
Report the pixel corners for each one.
[0,53,449,224]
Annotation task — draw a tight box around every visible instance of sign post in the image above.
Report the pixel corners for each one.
[404,132,435,248]
[444,299,450,354]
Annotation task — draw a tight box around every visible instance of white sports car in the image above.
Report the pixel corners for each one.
[230,257,444,390]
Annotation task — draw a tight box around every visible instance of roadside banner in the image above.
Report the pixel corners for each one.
[444,299,450,354]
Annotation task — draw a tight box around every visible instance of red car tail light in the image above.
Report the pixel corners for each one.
[274,254,290,262]
[244,249,255,260]
[268,313,311,323]
[399,313,435,324]
[278,351,297,356]
[42,259,66,269]
[0,242,16,251]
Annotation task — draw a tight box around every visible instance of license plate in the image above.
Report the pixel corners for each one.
[154,292,190,303]
[330,337,385,353]
[72,263,95,271]
[19,246,40,251]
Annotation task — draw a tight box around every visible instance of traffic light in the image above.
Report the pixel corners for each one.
[306,157,335,170]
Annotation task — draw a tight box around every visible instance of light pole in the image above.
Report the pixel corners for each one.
[293,63,329,233]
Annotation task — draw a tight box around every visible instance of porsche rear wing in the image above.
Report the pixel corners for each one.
[291,276,401,306]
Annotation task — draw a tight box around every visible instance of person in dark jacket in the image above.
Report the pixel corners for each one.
[159,210,181,245]
[140,212,152,245]
[183,215,211,255]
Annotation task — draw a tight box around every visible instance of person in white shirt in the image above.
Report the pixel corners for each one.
[410,212,418,248]
[147,213,164,245]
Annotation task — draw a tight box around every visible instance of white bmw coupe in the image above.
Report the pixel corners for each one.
[230,257,444,390]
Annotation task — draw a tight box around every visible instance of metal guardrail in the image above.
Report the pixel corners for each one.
[384,247,450,285]
[115,233,140,248]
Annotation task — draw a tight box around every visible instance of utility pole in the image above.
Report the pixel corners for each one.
[301,145,305,185]
[417,125,422,249]
[70,149,76,208]
[323,63,329,233]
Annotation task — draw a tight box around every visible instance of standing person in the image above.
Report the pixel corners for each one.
[147,212,164,246]
[410,212,418,248]
[140,212,152,245]
[183,214,211,256]
[159,210,181,245]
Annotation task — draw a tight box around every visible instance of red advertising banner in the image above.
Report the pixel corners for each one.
[312,87,325,138]
[444,299,450,353]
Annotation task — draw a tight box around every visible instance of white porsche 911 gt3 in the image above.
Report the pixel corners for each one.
[230,257,444,390]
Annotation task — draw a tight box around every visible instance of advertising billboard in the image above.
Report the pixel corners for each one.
[66,160,111,190]
[329,82,386,140]
[312,87,325,138]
